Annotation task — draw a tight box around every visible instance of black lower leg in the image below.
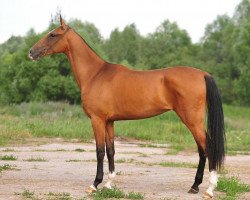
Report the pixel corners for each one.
[106,142,115,173]
[189,147,206,193]
[93,146,105,188]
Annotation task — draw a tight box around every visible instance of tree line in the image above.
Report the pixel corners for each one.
[0,0,249,106]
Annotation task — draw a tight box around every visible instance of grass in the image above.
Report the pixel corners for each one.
[14,190,72,200]
[74,148,86,152]
[65,159,83,162]
[47,192,72,200]
[23,157,48,162]
[0,154,17,160]
[116,158,135,163]
[0,102,249,154]
[159,161,196,168]
[15,189,35,198]
[92,187,144,200]
[2,148,16,152]
[0,164,15,172]
[217,176,250,199]
[114,158,196,169]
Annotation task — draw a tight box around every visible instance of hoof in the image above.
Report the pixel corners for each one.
[203,191,213,199]
[86,185,96,193]
[188,187,199,194]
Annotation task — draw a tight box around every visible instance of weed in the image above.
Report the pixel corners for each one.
[159,161,196,168]
[24,157,48,162]
[217,176,250,199]
[74,148,86,152]
[54,149,67,152]
[92,187,144,200]
[0,164,15,172]
[0,154,17,160]
[65,159,83,162]
[15,189,35,198]
[47,192,72,200]
[116,158,135,163]
[138,153,148,157]
[126,191,144,199]
[2,148,16,152]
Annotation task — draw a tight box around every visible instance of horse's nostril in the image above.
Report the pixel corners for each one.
[29,49,33,54]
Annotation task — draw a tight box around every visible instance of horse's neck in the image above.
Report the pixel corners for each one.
[65,30,105,91]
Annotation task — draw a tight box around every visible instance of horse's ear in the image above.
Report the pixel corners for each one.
[60,15,67,30]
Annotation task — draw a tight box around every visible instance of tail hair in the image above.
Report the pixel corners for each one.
[204,75,226,171]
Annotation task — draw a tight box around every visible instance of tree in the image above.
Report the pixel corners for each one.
[140,20,193,69]
[103,24,142,66]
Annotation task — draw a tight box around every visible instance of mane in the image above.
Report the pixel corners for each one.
[73,29,103,59]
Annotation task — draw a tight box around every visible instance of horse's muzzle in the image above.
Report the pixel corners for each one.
[29,48,43,60]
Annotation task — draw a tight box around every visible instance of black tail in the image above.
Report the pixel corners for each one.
[204,75,226,171]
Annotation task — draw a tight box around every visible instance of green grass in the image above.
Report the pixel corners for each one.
[0,154,17,160]
[0,102,249,154]
[2,148,16,152]
[47,192,72,200]
[74,148,86,152]
[15,189,35,198]
[65,159,83,162]
[92,187,144,200]
[113,158,196,169]
[116,158,135,163]
[0,164,15,172]
[159,161,196,168]
[14,190,72,200]
[23,157,48,162]
[217,176,250,199]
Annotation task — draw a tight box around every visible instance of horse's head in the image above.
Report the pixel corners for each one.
[29,16,70,60]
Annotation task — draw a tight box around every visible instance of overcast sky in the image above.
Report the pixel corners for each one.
[0,0,241,44]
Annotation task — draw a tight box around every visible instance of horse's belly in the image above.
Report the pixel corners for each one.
[110,100,171,120]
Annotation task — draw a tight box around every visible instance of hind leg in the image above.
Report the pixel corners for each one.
[185,125,207,194]
[204,161,218,198]
[188,146,206,193]
[174,104,207,194]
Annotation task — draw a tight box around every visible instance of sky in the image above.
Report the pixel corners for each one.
[0,0,242,44]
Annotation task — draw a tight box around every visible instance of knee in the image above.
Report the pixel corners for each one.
[97,147,105,160]
[107,149,115,157]
[106,145,115,157]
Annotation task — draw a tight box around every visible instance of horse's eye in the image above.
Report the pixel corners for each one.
[50,33,56,38]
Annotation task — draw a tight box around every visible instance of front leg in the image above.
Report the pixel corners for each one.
[104,121,116,189]
[86,116,106,193]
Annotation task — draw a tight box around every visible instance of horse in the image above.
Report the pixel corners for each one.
[29,16,225,198]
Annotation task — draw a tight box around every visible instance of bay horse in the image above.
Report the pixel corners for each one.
[29,16,225,198]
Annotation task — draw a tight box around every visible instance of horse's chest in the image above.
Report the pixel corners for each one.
[81,95,92,117]
[81,94,106,118]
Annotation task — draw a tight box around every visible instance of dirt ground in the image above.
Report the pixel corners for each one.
[0,138,249,200]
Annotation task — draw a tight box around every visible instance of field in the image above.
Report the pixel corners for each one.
[0,102,249,199]
[0,102,249,154]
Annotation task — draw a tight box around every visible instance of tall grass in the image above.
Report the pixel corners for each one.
[0,102,249,153]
